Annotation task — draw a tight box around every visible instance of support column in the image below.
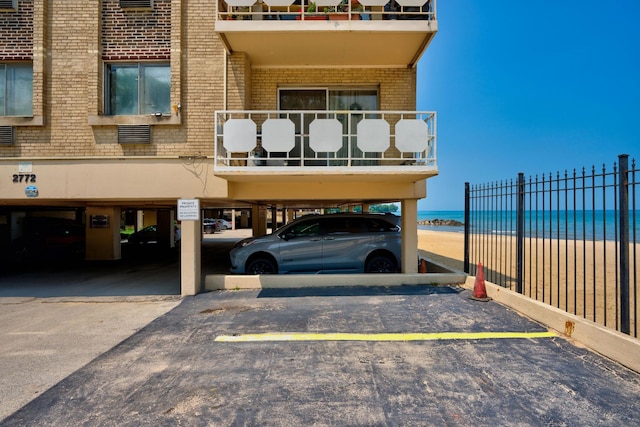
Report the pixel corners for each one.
[136,210,144,231]
[271,207,277,232]
[85,206,121,261]
[285,208,294,224]
[401,199,418,273]
[252,205,267,237]
[180,219,201,296]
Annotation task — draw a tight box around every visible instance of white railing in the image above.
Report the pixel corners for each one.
[214,110,436,171]
[216,0,436,22]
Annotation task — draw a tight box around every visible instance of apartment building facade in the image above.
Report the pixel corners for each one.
[0,0,438,295]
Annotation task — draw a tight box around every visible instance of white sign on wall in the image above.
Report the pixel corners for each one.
[178,199,200,221]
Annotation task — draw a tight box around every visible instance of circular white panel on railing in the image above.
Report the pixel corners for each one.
[309,119,343,152]
[224,0,257,6]
[357,119,389,153]
[395,0,427,6]
[263,0,295,6]
[262,119,295,152]
[395,119,428,152]
[314,0,342,7]
[356,0,389,6]
[223,119,257,152]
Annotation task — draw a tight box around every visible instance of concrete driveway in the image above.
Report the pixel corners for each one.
[2,285,639,426]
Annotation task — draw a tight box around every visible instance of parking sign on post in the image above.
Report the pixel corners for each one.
[178,199,200,221]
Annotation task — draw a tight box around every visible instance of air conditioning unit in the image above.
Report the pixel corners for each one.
[119,0,153,9]
[118,125,151,144]
[0,0,17,11]
[0,126,16,145]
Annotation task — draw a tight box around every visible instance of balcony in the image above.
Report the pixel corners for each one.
[214,110,437,184]
[215,0,437,67]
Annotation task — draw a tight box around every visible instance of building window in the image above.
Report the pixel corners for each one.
[105,63,170,115]
[0,63,33,117]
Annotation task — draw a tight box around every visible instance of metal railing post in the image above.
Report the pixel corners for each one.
[618,154,630,335]
[516,173,525,294]
[464,182,470,273]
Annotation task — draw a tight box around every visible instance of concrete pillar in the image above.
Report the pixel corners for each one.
[85,206,121,261]
[231,209,236,230]
[271,207,277,231]
[180,219,201,296]
[136,210,144,231]
[401,199,418,273]
[252,205,267,237]
[241,210,249,228]
[157,210,173,249]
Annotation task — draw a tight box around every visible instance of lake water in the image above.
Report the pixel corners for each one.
[417,210,639,241]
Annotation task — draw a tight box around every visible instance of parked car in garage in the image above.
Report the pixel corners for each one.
[215,219,232,230]
[127,224,181,244]
[203,219,219,234]
[127,225,158,244]
[229,213,401,274]
[11,217,85,262]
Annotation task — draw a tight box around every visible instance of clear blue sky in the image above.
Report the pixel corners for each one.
[416,0,640,211]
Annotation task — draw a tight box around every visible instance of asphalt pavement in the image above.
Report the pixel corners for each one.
[2,285,639,426]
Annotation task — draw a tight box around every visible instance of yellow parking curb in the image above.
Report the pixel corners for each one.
[215,331,557,342]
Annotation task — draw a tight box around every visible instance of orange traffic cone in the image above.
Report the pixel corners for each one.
[469,262,491,302]
[419,259,427,273]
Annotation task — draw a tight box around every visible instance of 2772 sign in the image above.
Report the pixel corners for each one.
[12,173,36,183]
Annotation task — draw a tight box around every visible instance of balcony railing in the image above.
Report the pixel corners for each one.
[216,0,436,21]
[214,110,437,173]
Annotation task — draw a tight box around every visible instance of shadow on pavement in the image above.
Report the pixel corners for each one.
[257,285,462,298]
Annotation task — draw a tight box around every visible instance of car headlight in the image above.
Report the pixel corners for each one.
[234,238,256,248]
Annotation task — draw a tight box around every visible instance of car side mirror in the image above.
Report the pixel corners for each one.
[282,232,294,241]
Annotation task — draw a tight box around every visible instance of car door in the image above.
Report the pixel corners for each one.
[320,217,371,272]
[278,218,324,273]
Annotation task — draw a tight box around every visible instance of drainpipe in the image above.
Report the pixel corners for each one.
[223,49,228,110]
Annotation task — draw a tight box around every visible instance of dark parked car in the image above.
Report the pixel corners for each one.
[11,217,85,262]
[127,224,181,244]
[229,213,401,274]
[203,219,219,234]
[127,225,158,244]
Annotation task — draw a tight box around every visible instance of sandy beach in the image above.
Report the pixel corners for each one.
[418,229,639,336]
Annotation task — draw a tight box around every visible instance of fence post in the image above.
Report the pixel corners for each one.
[464,182,470,274]
[618,154,630,335]
[516,173,525,294]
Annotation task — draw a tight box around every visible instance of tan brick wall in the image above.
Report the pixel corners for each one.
[251,67,416,111]
[1,0,417,159]
[102,0,171,60]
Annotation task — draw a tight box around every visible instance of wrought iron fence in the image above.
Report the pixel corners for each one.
[464,154,638,337]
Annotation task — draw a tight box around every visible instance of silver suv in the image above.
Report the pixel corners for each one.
[229,213,401,274]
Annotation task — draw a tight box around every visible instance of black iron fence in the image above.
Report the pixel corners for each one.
[464,154,638,337]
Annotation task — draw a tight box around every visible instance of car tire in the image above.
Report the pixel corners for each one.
[246,257,278,274]
[365,254,397,273]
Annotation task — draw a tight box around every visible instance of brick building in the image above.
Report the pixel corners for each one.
[0,0,438,295]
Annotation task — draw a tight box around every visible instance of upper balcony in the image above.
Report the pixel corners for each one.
[215,0,437,67]
[214,109,437,184]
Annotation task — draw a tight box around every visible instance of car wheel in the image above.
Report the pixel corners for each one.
[365,255,397,273]
[246,257,277,274]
